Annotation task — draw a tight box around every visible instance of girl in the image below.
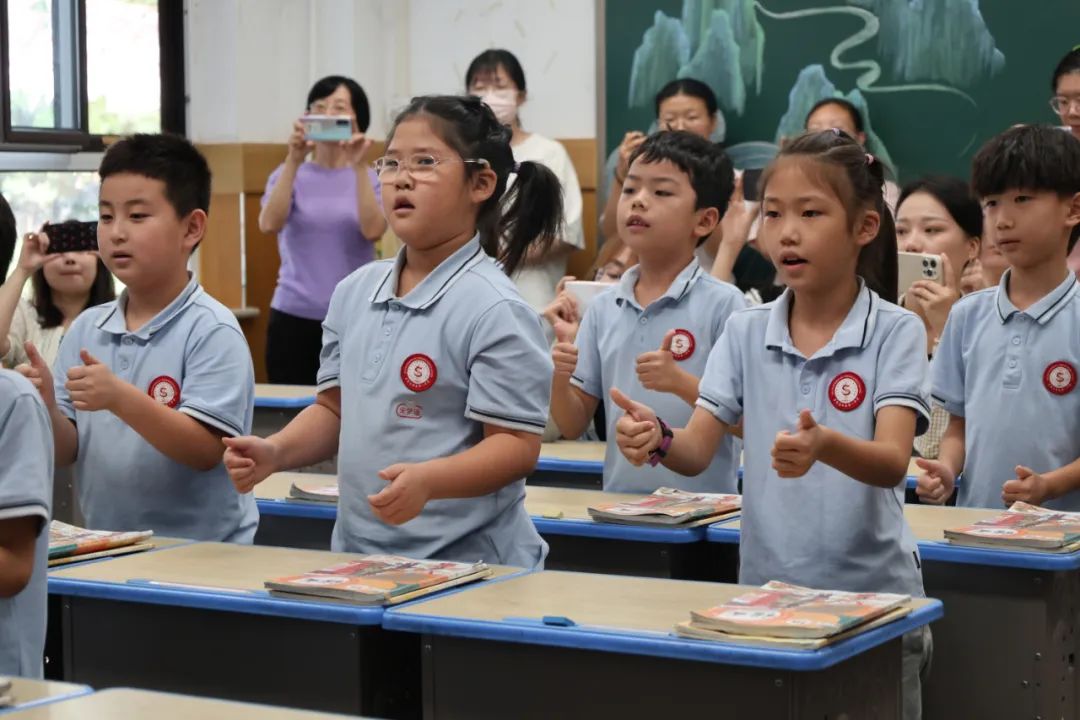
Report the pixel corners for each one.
[259,75,385,385]
[611,130,931,719]
[466,49,584,313]
[224,95,564,568]
[0,228,115,368]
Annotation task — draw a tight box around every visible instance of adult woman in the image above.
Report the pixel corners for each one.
[466,49,585,312]
[1050,47,1080,276]
[259,75,386,385]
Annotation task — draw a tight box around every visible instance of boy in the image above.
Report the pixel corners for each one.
[551,131,745,493]
[18,134,258,541]
[917,124,1080,510]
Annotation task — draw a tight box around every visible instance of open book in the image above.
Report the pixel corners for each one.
[588,488,740,526]
[944,502,1080,551]
[265,555,491,605]
[288,481,339,503]
[681,581,911,641]
[48,521,154,565]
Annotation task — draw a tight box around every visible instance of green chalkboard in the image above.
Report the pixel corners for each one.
[604,0,1080,184]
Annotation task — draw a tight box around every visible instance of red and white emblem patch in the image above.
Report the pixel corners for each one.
[401,354,437,392]
[669,328,696,361]
[828,372,866,411]
[1044,361,1077,396]
[148,375,180,408]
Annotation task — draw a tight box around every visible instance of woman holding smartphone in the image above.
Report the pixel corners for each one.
[259,75,386,385]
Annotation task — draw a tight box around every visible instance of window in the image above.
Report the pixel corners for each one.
[0,0,184,150]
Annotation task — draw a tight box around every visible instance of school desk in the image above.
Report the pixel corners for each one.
[705,505,1080,720]
[47,541,517,716]
[252,385,337,474]
[253,472,336,550]
[1,688,373,719]
[0,679,90,715]
[383,570,942,719]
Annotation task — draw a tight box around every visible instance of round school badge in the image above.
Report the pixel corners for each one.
[148,375,180,409]
[401,354,437,393]
[1043,361,1077,396]
[669,329,696,361]
[828,372,866,412]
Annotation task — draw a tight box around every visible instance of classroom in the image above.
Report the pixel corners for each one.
[1,0,1080,718]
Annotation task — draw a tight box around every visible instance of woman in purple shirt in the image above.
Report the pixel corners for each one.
[259,75,387,384]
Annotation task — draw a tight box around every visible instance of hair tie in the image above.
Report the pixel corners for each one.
[865,153,875,165]
[512,162,521,173]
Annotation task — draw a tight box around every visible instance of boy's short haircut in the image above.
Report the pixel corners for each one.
[0,192,15,276]
[971,124,1080,200]
[628,130,735,246]
[99,134,212,220]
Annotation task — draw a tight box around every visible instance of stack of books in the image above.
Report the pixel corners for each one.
[288,481,339,503]
[944,502,1080,552]
[587,488,740,526]
[48,521,154,566]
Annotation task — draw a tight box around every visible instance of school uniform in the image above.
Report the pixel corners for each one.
[571,259,745,494]
[0,370,53,678]
[318,236,550,568]
[933,269,1080,511]
[53,276,258,542]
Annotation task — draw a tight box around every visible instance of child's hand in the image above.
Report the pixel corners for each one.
[15,341,56,409]
[610,387,661,466]
[616,131,647,179]
[719,174,760,251]
[636,330,684,394]
[543,277,580,343]
[771,410,824,478]
[286,120,313,166]
[222,436,280,493]
[65,350,123,412]
[1002,466,1054,507]
[369,463,432,525]
[552,340,579,383]
[907,254,960,342]
[914,457,956,505]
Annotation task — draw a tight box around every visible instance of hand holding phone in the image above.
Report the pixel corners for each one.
[43,221,98,254]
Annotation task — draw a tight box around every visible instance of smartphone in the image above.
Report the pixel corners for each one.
[44,221,98,254]
[741,168,764,201]
[898,251,943,296]
[300,115,352,142]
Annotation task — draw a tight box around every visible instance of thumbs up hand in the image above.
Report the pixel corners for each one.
[611,387,662,466]
[636,329,684,394]
[14,341,57,409]
[771,409,824,478]
[1002,465,1055,507]
[65,348,123,412]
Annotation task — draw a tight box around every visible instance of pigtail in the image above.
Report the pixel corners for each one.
[496,161,563,277]
[857,155,898,304]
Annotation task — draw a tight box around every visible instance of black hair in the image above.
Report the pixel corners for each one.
[465,49,527,92]
[897,175,983,240]
[762,129,898,303]
[627,130,735,246]
[1052,47,1080,91]
[387,95,563,277]
[306,75,370,132]
[32,256,116,330]
[0,192,14,277]
[971,124,1080,199]
[99,134,212,218]
[805,98,865,134]
[654,78,718,118]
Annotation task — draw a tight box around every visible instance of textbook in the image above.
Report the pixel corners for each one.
[587,488,741,526]
[288,481,339,503]
[674,606,913,650]
[265,555,491,605]
[684,581,911,640]
[48,521,154,564]
[944,502,1080,551]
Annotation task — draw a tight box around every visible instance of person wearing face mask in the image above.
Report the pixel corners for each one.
[466,49,585,316]
[259,76,386,385]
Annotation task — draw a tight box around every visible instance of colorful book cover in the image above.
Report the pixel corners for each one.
[264,555,490,605]
[588,488,741,526]
[944,502,1080,550]
[288,481,339,503]
[48,521,154,560]
[688,581,910,639]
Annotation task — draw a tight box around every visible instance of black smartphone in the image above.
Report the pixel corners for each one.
[44,221,98,254]
[742,168,764,201]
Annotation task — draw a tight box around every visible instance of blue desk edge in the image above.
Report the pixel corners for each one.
[254,397,316,409]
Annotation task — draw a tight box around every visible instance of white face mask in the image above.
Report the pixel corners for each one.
[479,89,519,125]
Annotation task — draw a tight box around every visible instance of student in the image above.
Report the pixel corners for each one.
[466,49,585,313]
[613,129,931,718]
[1,228,115,368]
[223,95,562,568]
[16,134,258,541]
[805,98,900,211]
[1050,48,1080,276]
[918,125,1080,510]
[0,370,52,678]
[551,131,745,494]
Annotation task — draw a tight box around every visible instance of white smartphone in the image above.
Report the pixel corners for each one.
[898,251,943,297]
[300,115,352,142]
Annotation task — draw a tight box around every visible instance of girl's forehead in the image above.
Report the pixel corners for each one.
[387,117,454,153]
[764,159,841,200]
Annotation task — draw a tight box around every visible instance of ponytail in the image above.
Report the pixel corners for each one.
[858,154,898,304]
[496,161,563,276]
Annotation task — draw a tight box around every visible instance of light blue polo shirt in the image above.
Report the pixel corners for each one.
[933,270,1080,511]
[53,276,258,542]
[0,370,53,678]
[698,283,929,596]
[571,260,745,493]
[318,236,550,568]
